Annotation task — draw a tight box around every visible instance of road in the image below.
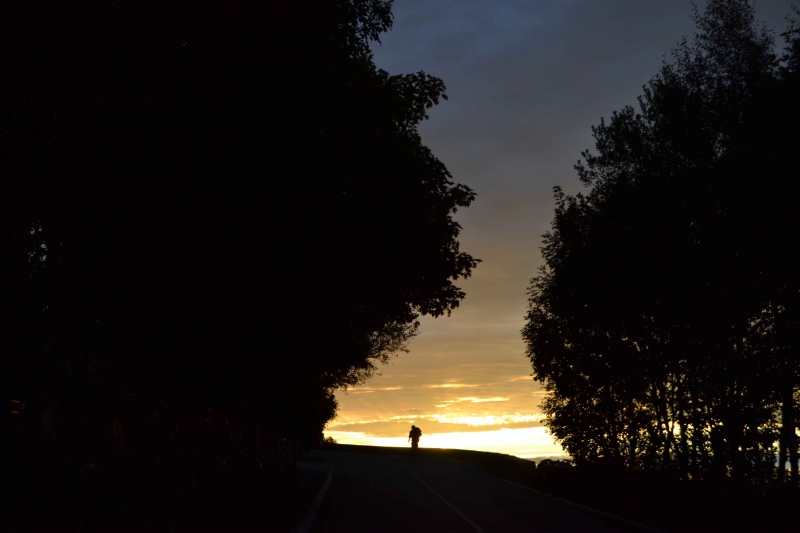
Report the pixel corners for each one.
[301,450,658,533]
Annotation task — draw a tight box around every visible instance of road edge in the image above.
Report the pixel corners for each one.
[447,459,664,533]
[289,459,333,533]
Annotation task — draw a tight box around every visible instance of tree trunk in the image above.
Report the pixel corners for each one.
[788,387,798,486]
[678,415,689,476]
[778,388,789,483]
[660,383,671,465]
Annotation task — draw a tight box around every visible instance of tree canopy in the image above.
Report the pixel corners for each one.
[523,0,800,486]
[5,1,478,509]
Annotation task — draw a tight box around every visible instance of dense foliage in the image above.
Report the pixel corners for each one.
[523,0,800,486]
[4,1,477,528]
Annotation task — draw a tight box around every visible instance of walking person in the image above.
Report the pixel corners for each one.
[408,425,422,459]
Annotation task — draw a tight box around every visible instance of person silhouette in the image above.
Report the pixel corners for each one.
[408,425,422,459]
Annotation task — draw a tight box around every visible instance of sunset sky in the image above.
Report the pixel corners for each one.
[326,0,795,460]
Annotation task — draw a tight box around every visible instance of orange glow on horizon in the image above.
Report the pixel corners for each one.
[326,426,567,460]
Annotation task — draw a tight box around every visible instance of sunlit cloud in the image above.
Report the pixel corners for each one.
[455,396,510,403]
[427,383,480,388]
[328,415,420,427]
[509,375,533,382]
[426,413,544,426]
[351,386,404,394]
[327,412,545,428]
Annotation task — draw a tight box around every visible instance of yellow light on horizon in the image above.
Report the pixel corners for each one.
[326,426,567,459]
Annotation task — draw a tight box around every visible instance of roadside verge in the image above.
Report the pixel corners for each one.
[289,455,333,533]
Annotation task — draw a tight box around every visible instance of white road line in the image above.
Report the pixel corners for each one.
[412,472,488,533]
[290,459,333,533]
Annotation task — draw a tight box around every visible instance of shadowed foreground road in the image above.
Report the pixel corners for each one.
[306,450,657,533]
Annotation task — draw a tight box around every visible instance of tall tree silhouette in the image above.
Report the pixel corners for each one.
[5,1,478,526]
[523,0,800,485]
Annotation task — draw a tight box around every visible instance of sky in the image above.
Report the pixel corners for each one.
[326,0,797,460]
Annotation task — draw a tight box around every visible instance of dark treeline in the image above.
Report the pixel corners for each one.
[4,1,477,529]
[524,0,800,491]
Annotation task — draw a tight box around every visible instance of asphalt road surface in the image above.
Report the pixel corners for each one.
[304,450,658,533]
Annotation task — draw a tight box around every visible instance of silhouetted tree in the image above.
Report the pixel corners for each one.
[523,0,800,486]
[5,0,478,526]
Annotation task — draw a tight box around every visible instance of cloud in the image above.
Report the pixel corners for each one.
[351,386,404,394]
[427,413,543,426]
[427,383,480,388]
[329,412,544,431]
[509,375,532,382]
[455,396,510,403]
